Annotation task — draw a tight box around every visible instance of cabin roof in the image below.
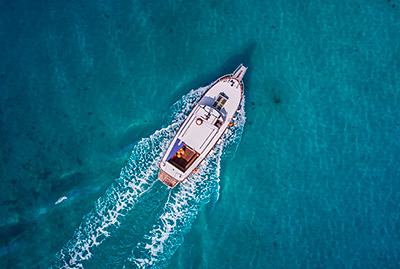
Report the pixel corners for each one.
[179,106,220,152]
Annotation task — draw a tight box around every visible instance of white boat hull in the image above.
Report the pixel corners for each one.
[158,64,247,188]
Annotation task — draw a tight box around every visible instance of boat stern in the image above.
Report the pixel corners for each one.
[158,169,180,188]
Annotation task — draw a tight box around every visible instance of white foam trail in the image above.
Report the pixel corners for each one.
[126,96,246,268]
[53,87,209,269]
[128,145,223,268]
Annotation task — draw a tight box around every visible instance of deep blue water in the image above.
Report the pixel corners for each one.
[1,0,399,268]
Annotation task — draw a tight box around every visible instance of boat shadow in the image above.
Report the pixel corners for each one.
[175,42,256,95]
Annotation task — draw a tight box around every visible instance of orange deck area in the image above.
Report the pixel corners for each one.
[167,145,199,172]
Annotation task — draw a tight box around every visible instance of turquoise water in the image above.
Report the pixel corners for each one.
[1,0,399,268]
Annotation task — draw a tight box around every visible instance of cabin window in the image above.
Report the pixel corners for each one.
[168,144,199,172]
[212,93,228,110]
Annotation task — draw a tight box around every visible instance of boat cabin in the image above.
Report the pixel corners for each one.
[167,142,199,172]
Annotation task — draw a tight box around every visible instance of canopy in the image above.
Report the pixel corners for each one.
[166,139,185,161]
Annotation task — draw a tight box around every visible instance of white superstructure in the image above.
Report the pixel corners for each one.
[158,64,247,188]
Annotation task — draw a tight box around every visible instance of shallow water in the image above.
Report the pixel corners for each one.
[1,0,399,268]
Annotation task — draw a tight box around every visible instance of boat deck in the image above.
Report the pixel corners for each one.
[232,64,247,82]
[158,170,179,188]
[168,145,199,172]
[158,63,247,188]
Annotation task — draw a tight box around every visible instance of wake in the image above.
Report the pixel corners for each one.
[53,86,246,268]
[127,143,223,268]
[126,95,246,268]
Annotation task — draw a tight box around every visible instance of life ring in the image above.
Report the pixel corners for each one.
[196,118,203,125]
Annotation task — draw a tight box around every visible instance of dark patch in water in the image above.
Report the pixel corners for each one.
[273,96,281,104]
[39,168,52,180]
[0,223,24,246]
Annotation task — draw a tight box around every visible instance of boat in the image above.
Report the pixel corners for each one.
[158,64,248,188]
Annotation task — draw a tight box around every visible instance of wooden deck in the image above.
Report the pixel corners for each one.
[158,170,179,188]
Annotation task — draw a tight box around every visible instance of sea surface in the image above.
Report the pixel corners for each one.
[1,0,399,268]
